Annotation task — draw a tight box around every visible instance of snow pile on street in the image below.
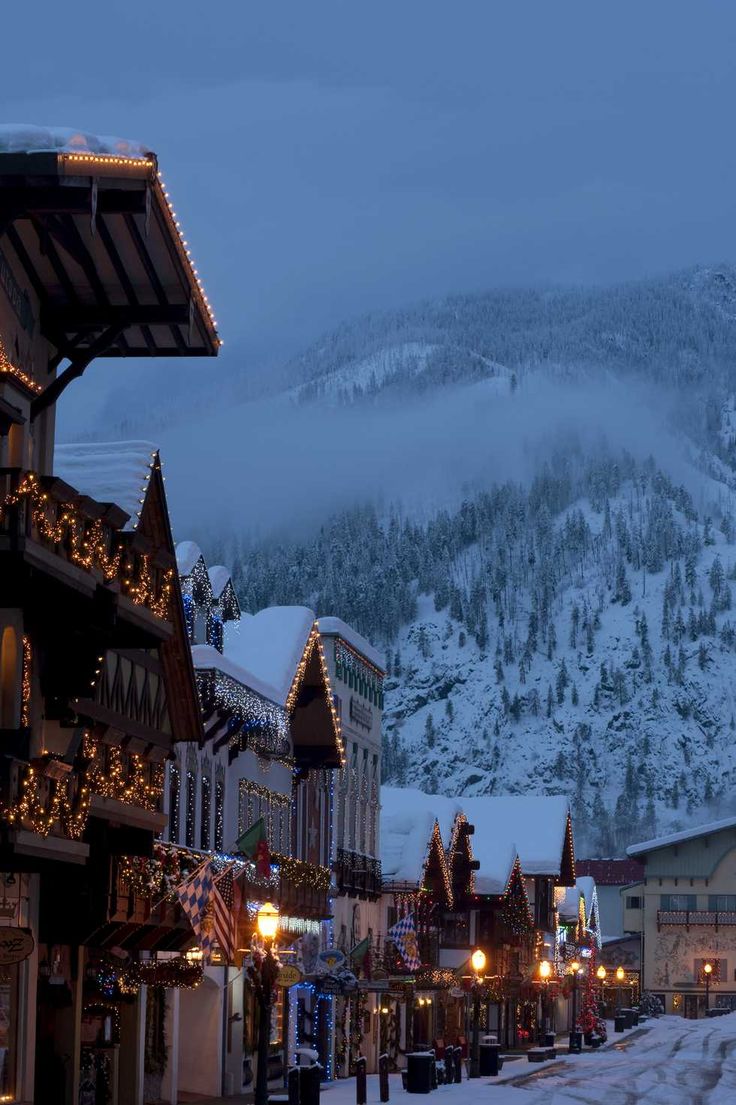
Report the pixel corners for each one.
[0,125,151,158]
[54,440,157,530]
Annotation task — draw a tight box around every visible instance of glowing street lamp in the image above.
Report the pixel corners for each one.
[615,965,625,1010]
[469,949,487,1078]
[257,901,279,941]
[254,903,280,1105]
[538,960,553,1040]
[568,960,583,1052]
[703,961,713,1012]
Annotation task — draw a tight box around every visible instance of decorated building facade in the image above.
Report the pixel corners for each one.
[0,127,218,1105]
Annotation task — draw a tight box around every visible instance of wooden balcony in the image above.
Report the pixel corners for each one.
[0,467,173,632]
[334,847,382,900]
[657,910,736,931]
[272,853,332,920]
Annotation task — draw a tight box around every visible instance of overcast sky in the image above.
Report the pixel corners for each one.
[6,1,736,406]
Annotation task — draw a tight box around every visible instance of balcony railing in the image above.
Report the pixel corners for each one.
[0,467,173,620]
[657,910,736,930]
[335,848,382,899]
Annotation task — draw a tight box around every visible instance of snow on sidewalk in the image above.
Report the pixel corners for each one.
[319,1015,736,1104]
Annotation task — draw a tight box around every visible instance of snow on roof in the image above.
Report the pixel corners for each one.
[208,565,232,599]
[191,643,281,705]
[54,440,157,530]
[627,815,736,857]
[380,786,460,883]
[318,616,385,671]
[176,540,204,576]
[0,124,151,159]
[224,607,315,707]
[559,876,596,923]
[474,842,518,896]
[460,795,571,877]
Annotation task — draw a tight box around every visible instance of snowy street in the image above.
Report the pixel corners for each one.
[320,1017,736,1105]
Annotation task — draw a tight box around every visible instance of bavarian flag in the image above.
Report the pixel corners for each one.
[236,818,271,878]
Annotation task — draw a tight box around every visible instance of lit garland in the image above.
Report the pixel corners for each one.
[447,813,476,896]
[238,780,291,848]
[185,769,196,847]
[208,670,290,751]
[416,967,459,989]
[288,625,344,765]
[214,775,224,851]
[200,773,211,850]
[21,635,31,727]
[82,733,163,812]
[276,915,321,937]
[0,334,41,394]
[272,852,332,893]
[2,758,90,838]
[420,822,454,908]
[0,473,173,618]
[121,956,203,992]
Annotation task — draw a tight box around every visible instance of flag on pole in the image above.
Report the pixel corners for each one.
[349,936,371,967]
[236,817,271,878]
[388,913,421,972]
[210,864,242,963]
[176,861,215,957]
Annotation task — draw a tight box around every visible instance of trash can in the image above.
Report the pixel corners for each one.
[479,1042,502,1077]
[544,1033,556,1048]
[614,1015,626,1033]
[407,1052,434,1094]
[568,1031,583,1053]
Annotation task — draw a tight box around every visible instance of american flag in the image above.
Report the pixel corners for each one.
[388,913,421,971]
[176,861,215,957]
[212,863,243,964]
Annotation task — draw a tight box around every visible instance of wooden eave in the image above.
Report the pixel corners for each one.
[290,640,342,768]
[0,150,220,368]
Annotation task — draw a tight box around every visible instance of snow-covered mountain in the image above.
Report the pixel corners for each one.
[66,264,736,853]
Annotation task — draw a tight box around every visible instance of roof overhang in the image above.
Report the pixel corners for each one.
[0,149,220,368]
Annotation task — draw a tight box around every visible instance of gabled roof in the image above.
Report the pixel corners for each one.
[54,440,157,530]
[627,815,736,857]
[176,540,205,577]
[575,859,645,885]
[318,615,386,672]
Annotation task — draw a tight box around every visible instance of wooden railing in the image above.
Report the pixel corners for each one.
[334,848,382,899]
[657,910,736,930]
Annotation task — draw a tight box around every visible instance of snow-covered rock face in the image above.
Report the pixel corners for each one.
[0,125,151,158]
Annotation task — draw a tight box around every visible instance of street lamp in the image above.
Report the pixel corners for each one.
[538,961,552,1040]
[469,949,486,1079]
[569,960,582,1053]
[615,965,625,1011]
[596,965,607,1009]
[703,962,713,1013]
[253,902,280,1105]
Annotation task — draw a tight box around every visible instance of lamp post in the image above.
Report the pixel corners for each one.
[615,965,625,1011]
[703,961,713,1013]
[596,965,607,1014]
[469,949,486,1079]
[538,960,552,1040]
[254,902,280,1105]
[568,960,581,1052]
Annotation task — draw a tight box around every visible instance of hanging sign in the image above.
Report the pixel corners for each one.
[319,949,346,971]
[277,965,304,988]
[449,986,464,999]
[0,927,34,965]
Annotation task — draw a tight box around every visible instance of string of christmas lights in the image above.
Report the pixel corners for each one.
[0,473,173,618]
[271,852,332,893]
[21,635,31,727]
[287,626,344,765]
[0,334,41,394]
[334,639,384,704]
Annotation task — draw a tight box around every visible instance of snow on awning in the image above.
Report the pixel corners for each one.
[54,440,158,530]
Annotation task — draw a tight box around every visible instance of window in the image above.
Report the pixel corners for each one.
[694,958,727,982]
[660,894,696,911]
[214,780,224,851]
[185,769,197,848]
[168,763,180,843]
[625,896,642,910]
[441,912,470,946]
[709,895,736,912]
[200,775,211,850]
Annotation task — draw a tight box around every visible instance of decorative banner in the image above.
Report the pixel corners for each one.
[0,927,34,965]
[277,965,304,988]
[319,948,346,971]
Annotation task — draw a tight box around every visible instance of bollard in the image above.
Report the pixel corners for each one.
[300,1064,321,1105]
[379,1052,390,1102]
[453,1046,463,1084]
[444,1049,453,1085]
[288,1066,300,1105]
[429,1049,437,1090]
[356,1056,367,1105]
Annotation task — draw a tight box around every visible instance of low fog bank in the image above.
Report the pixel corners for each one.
[158,371,694,545]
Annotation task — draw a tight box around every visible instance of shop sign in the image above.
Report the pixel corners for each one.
[449,986,464,998]
[350,697,373,730]
[277,965,304,988]
[319,948,346,971]
[0,926,34,964]
[318,975,342,994]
